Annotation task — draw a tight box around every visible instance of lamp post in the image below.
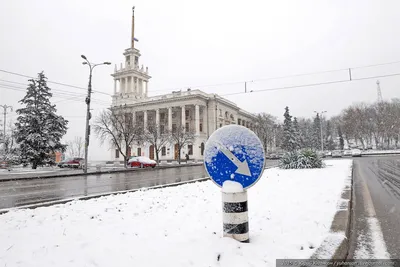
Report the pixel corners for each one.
[81,55,111,173]
[314,110,327,152]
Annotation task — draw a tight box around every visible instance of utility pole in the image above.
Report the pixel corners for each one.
[0,105,13,142]
[81,55,111,173]
[314,110,327,152]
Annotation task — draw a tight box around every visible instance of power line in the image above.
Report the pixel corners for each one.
[0,69,112,96]
[221,72,400,97]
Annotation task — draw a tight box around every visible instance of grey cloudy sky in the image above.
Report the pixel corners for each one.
[1,0,400,160]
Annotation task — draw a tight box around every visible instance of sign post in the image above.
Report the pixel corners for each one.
[204,125,265,243]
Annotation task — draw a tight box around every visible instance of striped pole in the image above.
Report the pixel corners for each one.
[222,190,249,243]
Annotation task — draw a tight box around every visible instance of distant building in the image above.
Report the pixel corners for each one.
[110,7,256,162]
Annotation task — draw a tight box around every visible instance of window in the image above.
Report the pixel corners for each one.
[185,122,189,132]
[115,149,120,158]
[199,123,203,132]
[137,147,141,156]
[201,143,205,156]
[134,56,139,66]
[225,111,228,119]
[161,146,166,156]
[188,145,193,155]
[172,124,177,133]
[219,123,222,128]
[219,109,222,116]
[127,147,131,157]
[160,124,165,134]
[160,113,165,120]
[185,110,189,118]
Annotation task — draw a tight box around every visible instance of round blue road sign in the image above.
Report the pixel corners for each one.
[204,125,265,189]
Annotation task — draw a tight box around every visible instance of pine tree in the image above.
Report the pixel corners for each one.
[281,106,297,151]
[15,72,68,169]
[312,113,321,150]
[324,121,336,150]
[338,126,344,150]
[293,117,301,149]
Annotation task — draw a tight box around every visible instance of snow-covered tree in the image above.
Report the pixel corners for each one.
[324,121,335,151]
[338,126,344,150]
[142,122,171,165]
[66,136,84,158]
[93,109,142,168]
[254,113,278,152]
[293,117,301,150]
[312,113,321,150]
[281,106,297,151]
[170,126,195,164]
[15,72,68,169]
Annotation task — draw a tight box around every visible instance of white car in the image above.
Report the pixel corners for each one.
[343,150,352,157]
[351,149,362,157]
[332,150,343,158]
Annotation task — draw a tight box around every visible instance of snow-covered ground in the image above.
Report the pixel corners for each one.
[0,160,352,267]
[361,149,400,155]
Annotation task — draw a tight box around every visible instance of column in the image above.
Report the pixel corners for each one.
[156,109,160,133]
[132,111,136,126]
[114,79,117,94]
[131,77,135,93]
[202,106,208,135]
[124,77,128,93]
[143,110,148,130]
[181,105,186,131]
[139,78,143,96]
[168,107,172,131]
[144,81,148,97]
[195,105,200,135]
[135,77,139,95]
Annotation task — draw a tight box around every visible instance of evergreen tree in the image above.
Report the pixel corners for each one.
[281,106,297,151]
[312,113,321,150]
[338,126,344,150]
[293,117,301,149]
[324,121,336,150]
[15,72,68,169]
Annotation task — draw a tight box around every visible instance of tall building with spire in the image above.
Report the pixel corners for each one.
[111,6,151,103]
[110,7,257,162]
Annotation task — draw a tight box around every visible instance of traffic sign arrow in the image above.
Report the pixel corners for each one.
[218,144,251,177]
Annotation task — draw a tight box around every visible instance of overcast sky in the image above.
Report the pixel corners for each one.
[1,0,400,160]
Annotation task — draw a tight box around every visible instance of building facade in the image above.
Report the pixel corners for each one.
[110,7,257,162]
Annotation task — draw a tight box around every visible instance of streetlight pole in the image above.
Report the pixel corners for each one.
[0,105,13,143]
[314,110,327,152]
[81,55,111,173]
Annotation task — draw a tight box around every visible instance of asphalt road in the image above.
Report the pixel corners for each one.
[0,160,279,210]
[348,155,400,259]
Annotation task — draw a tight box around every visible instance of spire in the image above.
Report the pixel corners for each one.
[131,6,135,48]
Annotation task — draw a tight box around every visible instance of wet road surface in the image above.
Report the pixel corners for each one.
[0,161,279,209]
[348,156,400,259]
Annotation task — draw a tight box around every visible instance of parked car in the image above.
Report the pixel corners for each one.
[128,156,157,168]
[343,150,352,157]
[269,153,280,160]
[351,149,362,157]
[58,158,84,168]
[0,160,10,169]
[317,151,326,158]
[332,150,343,158]
[324,151,332,157]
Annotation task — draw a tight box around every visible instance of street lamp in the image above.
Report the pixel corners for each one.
[81,54,111,173]
[314,110,327,152]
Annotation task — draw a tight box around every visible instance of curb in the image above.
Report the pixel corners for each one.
[0,163,203,182]
[0,177,211,215]
[310,162,354,261]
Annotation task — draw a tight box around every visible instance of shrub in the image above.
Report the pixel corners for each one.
[279,149,324,169]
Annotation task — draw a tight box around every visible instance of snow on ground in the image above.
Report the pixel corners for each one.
[354,218,391,259]
[362,149,400,155]
[0,160,352,267]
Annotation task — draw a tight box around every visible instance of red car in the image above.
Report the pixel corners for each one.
[58,157,84,168]
[128,156,156,168]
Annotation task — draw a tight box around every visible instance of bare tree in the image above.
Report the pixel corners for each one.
[142,122,171,165]
[254,113,277,152]
[66,136,84,158]
[93,109,142,168]
[170,126,195,164]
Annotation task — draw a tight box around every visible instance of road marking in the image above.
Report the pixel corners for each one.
[356,164,391,259]
[217,143,251,176]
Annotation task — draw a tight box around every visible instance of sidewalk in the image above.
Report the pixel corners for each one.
[0,162,203,182]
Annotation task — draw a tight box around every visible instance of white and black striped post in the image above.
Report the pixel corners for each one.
[222,190,249,243]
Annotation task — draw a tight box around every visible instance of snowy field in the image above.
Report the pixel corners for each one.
[0,160,352,267]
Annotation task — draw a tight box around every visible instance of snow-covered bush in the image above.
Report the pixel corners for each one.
[279,149,324,169]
